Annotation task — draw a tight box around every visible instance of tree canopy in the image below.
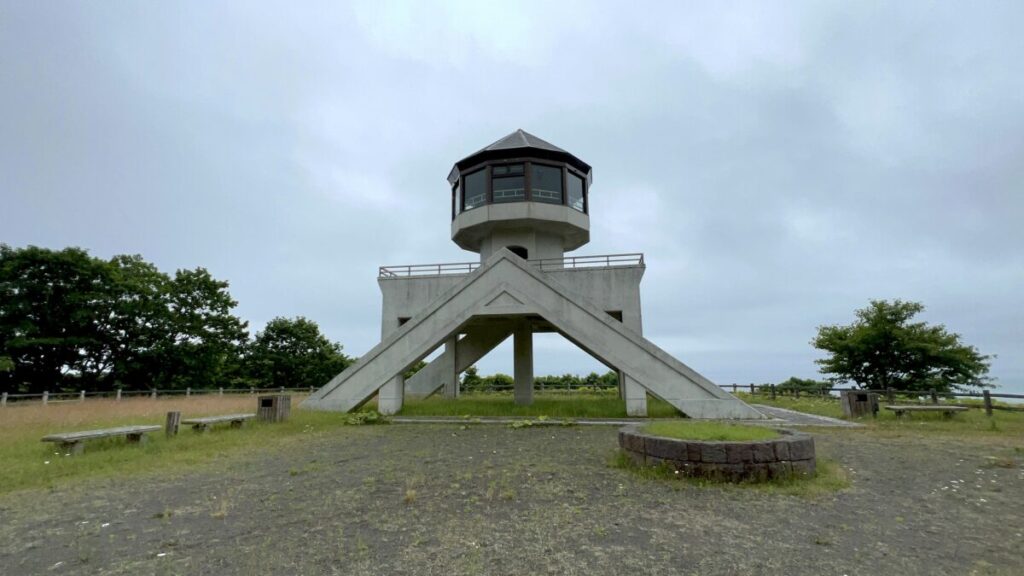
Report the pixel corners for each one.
[812,299,993,393]
[246,316,351,389]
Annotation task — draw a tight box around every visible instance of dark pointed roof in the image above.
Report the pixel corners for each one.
[449,129,591,184]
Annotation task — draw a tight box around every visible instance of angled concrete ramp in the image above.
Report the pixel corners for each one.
[303,251,763,419]
[405,324,512,398]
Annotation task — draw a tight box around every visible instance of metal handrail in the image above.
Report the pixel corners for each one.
[378,253,644,278]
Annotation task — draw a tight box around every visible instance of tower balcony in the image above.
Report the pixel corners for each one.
[378,253,644,279]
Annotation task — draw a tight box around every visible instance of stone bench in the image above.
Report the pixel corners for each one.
[41,425,162,455]
[885,405,969,419]
[181,413,255,432]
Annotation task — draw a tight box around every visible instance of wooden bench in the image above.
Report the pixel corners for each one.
[41,425,161,455]
[885,405,969,419]
[181,413,255,433]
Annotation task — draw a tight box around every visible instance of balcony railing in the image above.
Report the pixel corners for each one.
[379,253,644,278]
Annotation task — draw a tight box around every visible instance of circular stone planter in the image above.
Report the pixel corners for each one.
[618,425,816,482]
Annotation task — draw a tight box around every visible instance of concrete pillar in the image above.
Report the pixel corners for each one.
[617,370,626,400]
[514,323,534,406]
[379,374,405,415]
[623,374,647,417]
[441,337,459,399]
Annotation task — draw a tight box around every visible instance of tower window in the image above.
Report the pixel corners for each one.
[463,169,487,210]
[508,246,529,259]
[492,164,525,203]
[531,164,563,204]
[567,173,585,212]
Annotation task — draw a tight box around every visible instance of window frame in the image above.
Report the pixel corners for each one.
[455,157,589,214]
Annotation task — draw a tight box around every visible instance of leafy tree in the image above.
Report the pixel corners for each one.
[0,245,110,392]
[461,365,483,391]
[813,300,993,393]
[776,376,830,394]
[247,317,350,389]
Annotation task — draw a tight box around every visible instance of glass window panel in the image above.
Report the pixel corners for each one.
[567,173,585,212]
[531,164,563,204]
[463,169,487,210]
[507,164,524,174]
[453,183,461,215]
[492,165,508,175]
[492,175,525,203]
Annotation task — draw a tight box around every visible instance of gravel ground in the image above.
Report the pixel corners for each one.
[0,424,1021,575]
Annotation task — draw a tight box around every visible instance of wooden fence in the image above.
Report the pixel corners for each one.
[0,387,315,407]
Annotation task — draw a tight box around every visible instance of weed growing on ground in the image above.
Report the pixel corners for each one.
[609,451,850,498]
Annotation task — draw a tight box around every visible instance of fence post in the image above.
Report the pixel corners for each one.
[1,392,6,407]
[43,391,49,405]
[770,384,776,400]
[795,389,801,399]
[886,388,895,404]
[250,387,255,395]
[219,387,223,396]
[151,389,157,400]
[186,387,191,398]
[983,390,993,417]
[279,386,285,394]
[165,411,181,438]
[116,388,122,402]
[79,390,85,403]
[309,386,314,393]
[748,383,754,394]
[930,389,938,405]
[732,384,737,394]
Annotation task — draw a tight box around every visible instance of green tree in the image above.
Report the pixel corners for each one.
[813,300,993,393]
[461,365,483,391]
[247,317,350,389]
[0,245,111,392]
[776,376,829,394]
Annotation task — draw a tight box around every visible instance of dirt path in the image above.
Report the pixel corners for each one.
[1,425,1021,575]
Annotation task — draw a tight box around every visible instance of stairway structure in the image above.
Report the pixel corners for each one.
[302,130,763,419]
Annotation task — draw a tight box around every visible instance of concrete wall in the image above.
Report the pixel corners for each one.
[379,265,645,337]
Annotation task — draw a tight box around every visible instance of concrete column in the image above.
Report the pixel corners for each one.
[513,323,534,406]
[378,374,405,415]
[617,370,626,400]
[441,337,459,399]
[623,374,647,417]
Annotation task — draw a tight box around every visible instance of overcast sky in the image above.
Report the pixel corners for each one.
[2,1,1022,392]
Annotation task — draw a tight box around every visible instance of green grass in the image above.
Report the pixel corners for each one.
[736,392,1024,438]
[643,420,780,441]
[0,406,356,496]
[611,451,850,497]
[400,390,682,418]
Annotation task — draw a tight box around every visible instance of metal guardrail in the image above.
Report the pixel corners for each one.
[379,253,644,278]
[0,387,316,407]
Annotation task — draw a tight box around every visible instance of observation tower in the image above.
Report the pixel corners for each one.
[303,130,762,419]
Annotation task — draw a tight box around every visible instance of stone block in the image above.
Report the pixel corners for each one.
[700,443,727,463]
[791,458,816,477]
[645,455,667,468]
[718,463,745,482]
[743,463,769,482]
[773,440,790,461]
[645,436,688,460]
[725,443,752,464]
[751,442,776,463]
[622,432,646,454]
[789,437,815,461]
[686,442,703,462]
[767,461,793,480]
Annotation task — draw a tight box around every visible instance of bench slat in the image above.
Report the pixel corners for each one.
[42,425,162,443]
[181,413,255,425]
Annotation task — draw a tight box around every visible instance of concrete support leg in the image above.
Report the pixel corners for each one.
[514,323,534,406]
[623,374,647,417]
[617,370,626,400]
[441,337,459,399]
[379,374,405,415]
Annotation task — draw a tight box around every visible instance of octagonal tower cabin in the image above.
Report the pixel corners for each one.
[449,129,592,262]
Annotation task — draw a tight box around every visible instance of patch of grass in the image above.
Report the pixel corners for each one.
[610,451,850,497]
[0,395,359,495]
[401,390,682,418]
[737,392,1024,439]
[644,421,780,442]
